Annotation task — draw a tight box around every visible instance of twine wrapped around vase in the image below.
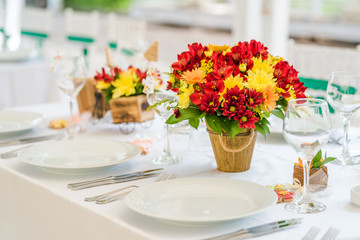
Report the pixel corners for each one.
[207,127,257,172]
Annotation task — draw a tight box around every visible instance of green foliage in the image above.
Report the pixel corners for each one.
[311,150,336,168]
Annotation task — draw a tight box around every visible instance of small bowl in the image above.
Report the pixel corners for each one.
[351,185,360,207]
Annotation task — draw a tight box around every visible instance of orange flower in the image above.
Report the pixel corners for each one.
[262,85,279,111]
[181,68,205,85]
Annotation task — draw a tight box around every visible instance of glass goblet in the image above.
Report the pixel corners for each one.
[283,98,331,214]
[326,71,360,165]
[146,89,182,165]
[53,56,87,138]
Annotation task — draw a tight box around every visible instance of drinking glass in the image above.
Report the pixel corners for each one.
[144,70,182,165]
[53,56,87,138]
[283,98,331,213]
[326,71,360,165]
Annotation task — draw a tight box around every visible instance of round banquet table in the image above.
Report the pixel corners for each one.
[0,101,359,240]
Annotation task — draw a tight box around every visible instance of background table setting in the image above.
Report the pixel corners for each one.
[1,38,360,240]
[1,100,360,240]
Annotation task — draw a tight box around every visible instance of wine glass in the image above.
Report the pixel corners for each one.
[53,56,87,138]
[144,73,182,165]
[283,98,331,214]
[326,71,360,165]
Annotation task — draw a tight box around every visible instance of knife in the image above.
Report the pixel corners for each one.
[0,134,63,147]
[67,168,164,189]
[204,218,303,240]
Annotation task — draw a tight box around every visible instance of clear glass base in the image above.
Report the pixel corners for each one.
[331,156,360,166]
[285,199,326,214]
[152,153,182,165]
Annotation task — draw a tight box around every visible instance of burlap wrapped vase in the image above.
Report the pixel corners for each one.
[207,127,257,172]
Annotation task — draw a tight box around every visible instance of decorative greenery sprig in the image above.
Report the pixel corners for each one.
[295,150,336,169]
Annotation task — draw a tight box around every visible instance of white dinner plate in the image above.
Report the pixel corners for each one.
[19,139,141,173]
[125,177,277,223]
[0,110,46,134]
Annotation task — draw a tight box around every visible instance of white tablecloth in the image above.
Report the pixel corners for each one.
[1,101,360,240]
[0,60,61,108]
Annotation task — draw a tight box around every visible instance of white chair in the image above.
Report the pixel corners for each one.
[107,13,146,50]
[21,7,53,55]
[106,13,146,68]
[64,8,99,59]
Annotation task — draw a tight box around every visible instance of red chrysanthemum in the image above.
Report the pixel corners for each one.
[245,89,264,108]
[221,86,246,119]
[199,92,220,114]
[235,110,259,129]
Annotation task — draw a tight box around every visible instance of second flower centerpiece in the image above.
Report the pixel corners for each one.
[94,66,155,124]
[165,40,307,172]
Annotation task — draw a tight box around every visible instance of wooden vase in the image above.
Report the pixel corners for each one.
[207,127,257,172]
[109,95,154,123]
[293,165,328,187]
[77,78,109,117]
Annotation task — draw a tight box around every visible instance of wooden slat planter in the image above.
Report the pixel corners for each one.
[207,127,257,172]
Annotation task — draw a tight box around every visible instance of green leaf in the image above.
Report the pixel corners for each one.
[255,123,266,138]
[311,150,322,168]
[205,114,223,135]
[188,118,200,129]
[272,108,285,120]
[320,157,336,166]
[166,108,203,124]
[229,121,243,138]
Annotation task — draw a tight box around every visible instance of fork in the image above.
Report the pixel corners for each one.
[302,227,321,240]
[321,227,340,240]
[88,173,177,204]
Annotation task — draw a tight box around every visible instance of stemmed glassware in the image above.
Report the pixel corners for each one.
[326,71,360,165]
[53,56,87,138]
[283,98,331,213]
[144,71,182,165]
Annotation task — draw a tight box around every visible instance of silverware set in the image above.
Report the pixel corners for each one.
[302,226,340,240]
[0,133,64,148]
[85,173,177,204]
[67,168,164,190]
[204,218,303,240]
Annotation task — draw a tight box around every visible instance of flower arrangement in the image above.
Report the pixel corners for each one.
[295,150,336,169]
[165,40,307,137]
[94,66,147,103]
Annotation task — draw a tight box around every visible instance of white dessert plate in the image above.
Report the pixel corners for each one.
[19,139,141,174]
[0,110,46,134]
[125,177,277,223]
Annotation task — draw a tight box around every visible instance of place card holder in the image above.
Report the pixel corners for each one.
[293,165,328,190]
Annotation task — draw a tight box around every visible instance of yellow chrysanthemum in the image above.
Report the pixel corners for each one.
[96,81,111,90]
[111,71,138,98]
[251,57,274,75]
[219,75,244,102]
[181,68,205,85]
[205,44,230,57]
[178,84,194,109]
[245,69,276,93]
